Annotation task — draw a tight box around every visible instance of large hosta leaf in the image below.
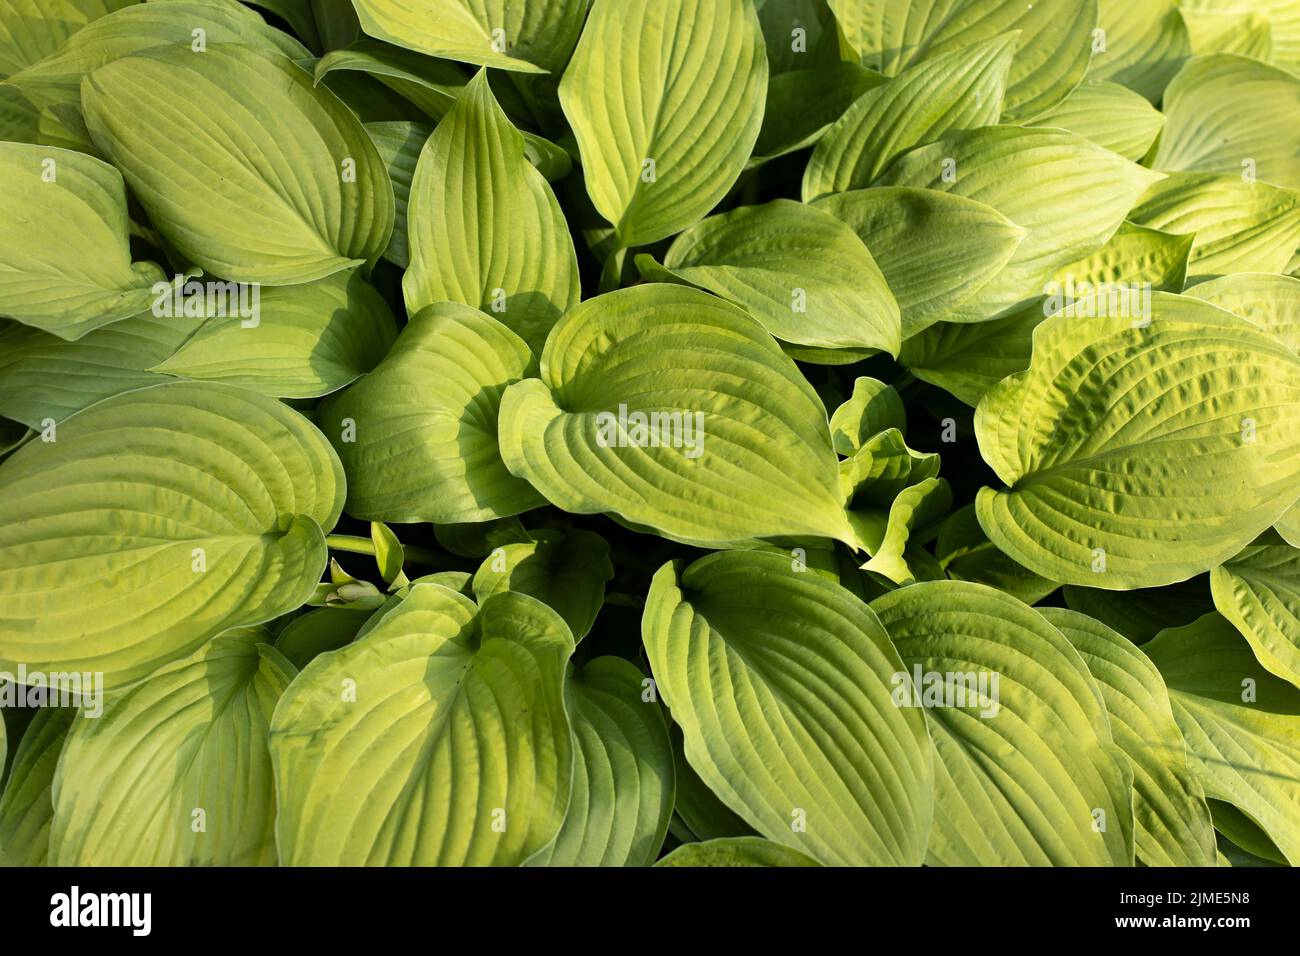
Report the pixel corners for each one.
[82,43,394,284]
[318,301,543,525]
[1085,0,1190,101]
[975,296,1300,588]
[153,269,398,399]
[559,0,766,249]
[870,581,1134,866]
[827,0,1098,121]
[1153,54,1300,191]
[402,71,578,352]
[0,706,72,866]
[802,34,1016,199]
[270,586,575,866]
[350,0,588,73]
[642,551,934,866]
[1032,81,1165,161]
[49,628,294,866]
[1144,612,1300,865]
[530,656,674,867]
[656,836,821,867]
[0,381,344,687]
[0,143,164,339]
[635,199,901,354]
[1212,542,1300,688]
[1186,273,1300,352]
[815,187,1025,336]
[1039,608,1218,867]
[498,285,859,548]
[873,126,1163,321]
[0,312,204,428]
[1129,173,1300,278]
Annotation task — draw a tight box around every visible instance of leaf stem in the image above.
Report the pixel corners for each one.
[325,534,451,569]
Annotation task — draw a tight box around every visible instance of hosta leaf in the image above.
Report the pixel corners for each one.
[246,0,321,50]
[870,580,1134,866]
[873,126,1163,322]
[829,376,906,456]
[758,0,837,74]
[0,143,165,339]
[472,529,613,641]
[1277,505,1300,547]
[1085,0,1190,101]
[1186,273,1300,353]
[1039,608,1218,867]
[82,43,394,284]
[802,34,1017,199]
[364,121,424,268]
[0,706,72,866]
[0,0,131,78]
[559,0,767,249]
[858,476,952,586]
[976,297,1300,589]
[1063,581,1216,644]
[0,381,344,687]
[642,551,934,866]
[815,187,1026,335]
[751,63,886,165]
[1049,221,1193,296]
[1154,55,1300,191]
[435,516,531,558]
[273,606,371,670]
[318,301,544,524]
[270,586,575,866]
[498,285,859,549]
[530,656,674,867]
[349,0,588,74]
[402,71,578,352]
[936,503,1059,605]
[828,0,1098,121]
[50,628,293,865]
[313,38,469,120]
[152,269,398,399]
[0,312,204,428]
[656,836,821,867]
[839,430,941,510]
[1144,612,1300,866]
[1129,172,1300,278]
[1032,81,1164,161]
[1181,8,1274,60]
[667,722,752,842]
[1211,542,1300,688]
[635,199,901,354]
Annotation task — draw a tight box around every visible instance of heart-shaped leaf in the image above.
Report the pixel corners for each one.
[1032,81,1165,161]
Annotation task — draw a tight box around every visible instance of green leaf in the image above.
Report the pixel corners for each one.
[349,0,589,73]
[656,836,821,867]
[1040,608,1218,867]
[815,187,1027,335]
[1049,221,1193,295]
[0,0,132,79]
[666,721,752,842]
[273,606,371,670]
[828,0,1098,121]
[317,301,545,524]
[1144,612,1300,866]
[1186,273,1300,353]
[151,269,398,399]
[858,476,952,586]
[0,143,165,339]
[0,381,344,687]
[1031,81,1165,160]
[472,529,612,641]
[313,38,469,120]
[82,43,394,284]
[50,628,294,865]
[1085,0,1190,101]
[1277,504,1300,548]
[270,586,575,865]
[559,0,767,248]
[870,580,1134,865]
[530,656,674,867]
[246,0,322,50]
[936,503,1059,605]
[1181,8,1274,60]
[635,199,901,354]
[642,551,935,866]
[401,71,579,353]
[1063,580,1216,644]
[369,521,406,586]
[1129,172,1300,278]
[751,63,886,165]
[1154,55,1300,191]
[0,706,73,866]
[1212,542,1300,689]
[873,126,1164,322]
[829,376,906,456]
[0,311,204,429]
[757,0,837,74]
[498,285,859,549]
[364,121,424,268]
[435,516,531,558]
[975,296,1300,588]
[802,34,1017,199]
